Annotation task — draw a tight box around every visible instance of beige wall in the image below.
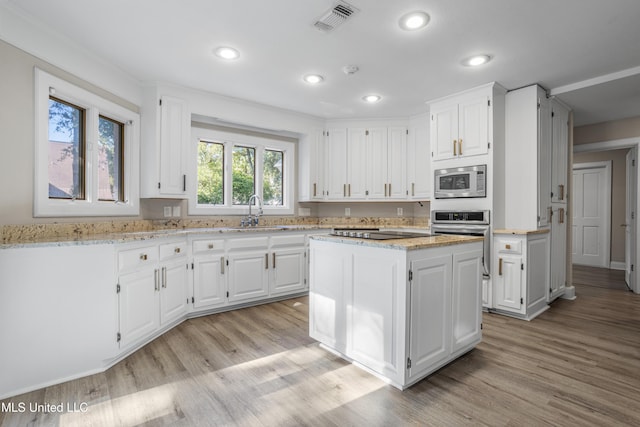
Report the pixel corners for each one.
[573,115,640,264]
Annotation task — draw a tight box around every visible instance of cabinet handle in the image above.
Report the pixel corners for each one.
[220,257,225,274]
[548,206,553,220]
[384,183,388,197]
[343,184,347,197]
[388,183,391,196]
[313,183,317,197]
[174,247,181,254]
[272,253,276,269]
[208,243,214,249]
[154,269,159,291]
[559,208,565,224]
[265,253,269,269]
[348,184,351,197]
[162,267,167,288]
[183,174,186,192]
[459,139,463,155]
[140,254,148,261]
[498,258,503,276]
[453,140,457,156]
[505,244,511,250]
[412,182,415,197]
[558,184,565,201]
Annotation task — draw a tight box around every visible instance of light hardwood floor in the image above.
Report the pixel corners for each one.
[1,267,639,426]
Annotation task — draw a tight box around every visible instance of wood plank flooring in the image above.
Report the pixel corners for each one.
[2,268,639,426]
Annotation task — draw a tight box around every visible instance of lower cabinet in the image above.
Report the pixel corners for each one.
[309,239,483,389]
[549,205,567,301]
[117,239,188,349]
[492,231,550,320]
[192,238,227,310]
[227,236,270,303]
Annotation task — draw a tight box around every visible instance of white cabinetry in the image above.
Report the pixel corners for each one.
[117,239,188,349]
[227,236,270,303]
[549,207,567,300]
[325,128,348,199]
[347,128,369,199]
[269,234,307,296]
[492,232,550,320]
[551,100,570,204]
[310,238,483,389]
[406,119,431,199]
[192,238,227,310]
[430,90,490,161]
[504,84,552,229]
[141,89,189,198]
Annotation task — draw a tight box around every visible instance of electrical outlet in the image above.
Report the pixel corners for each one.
[397,207,403,216]
[172,206,181,217]
[345,207,351,217]
[163,206,172,217]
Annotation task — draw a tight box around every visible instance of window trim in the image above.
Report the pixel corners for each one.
[189,127,295,216]
[34,68,139,217]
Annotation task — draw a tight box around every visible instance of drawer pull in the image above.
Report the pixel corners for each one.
[140,254,148,261]
[505,244,511,250]
[208,243,214,249]
[499,258,503,276]
[174,247,181,254]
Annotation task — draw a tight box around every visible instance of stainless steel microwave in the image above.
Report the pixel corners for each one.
[434,164,487,199]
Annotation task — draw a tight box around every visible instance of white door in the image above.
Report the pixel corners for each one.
[160,259,188,325]
[193,254,226,309]
[270,247,306,295]
[572,163,611,267]
[457,94,489,158]
[325,128,348,199]
[625,149,637,287]
[227,250,269,303]
[347,128,368,199]
[431,103,458,160]
[451,248,482,353]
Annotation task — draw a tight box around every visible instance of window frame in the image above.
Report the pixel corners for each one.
[190,127,295,216]
[34,68,140,217]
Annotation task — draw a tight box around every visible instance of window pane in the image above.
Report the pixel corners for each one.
[263,149,283,206]
[98,116,124,201]
[48,97,85,199]
[197,141,224,205]
[232,146,255,205]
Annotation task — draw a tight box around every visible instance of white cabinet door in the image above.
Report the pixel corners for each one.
[494,254,523,311]
[347,128,368,199]
[227,250,269,303]
[309,242,349,351]
[538,97,552,227]
[159,96,188,196]
[451,249,482,353]
[310,128,325,199]
[431,103,459,161]
[271,247,306,295]
[387,127,407,199]
[549,206,567,300]
[457,94,489,158]
[119,268,159,348]
[551,101,569,204]
[367,127,388,199]
[325,128,348,199]
[160,258,188,325]
[408,254,451,380]
[193,254,227,309]
[407,124,430,199]
[348,250,403,378]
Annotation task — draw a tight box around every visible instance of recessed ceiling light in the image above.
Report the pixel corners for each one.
[303,74,324,84]
[215,46,240,60]
[462,55,491,67]
[362,94,381,103]
[399,11,430,31]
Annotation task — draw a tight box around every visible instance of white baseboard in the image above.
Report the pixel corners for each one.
[610,261,626,271]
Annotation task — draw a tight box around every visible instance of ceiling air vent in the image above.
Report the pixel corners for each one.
[314,1,359,32]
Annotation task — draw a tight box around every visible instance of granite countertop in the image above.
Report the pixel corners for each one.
[310,234,484,251]
[493,228,550,235]
[0,225,333,249]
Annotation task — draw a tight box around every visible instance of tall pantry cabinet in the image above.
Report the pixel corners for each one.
[501,84,570,307]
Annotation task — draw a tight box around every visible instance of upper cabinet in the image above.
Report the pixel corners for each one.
[430,88,492,161]
[407,118,431,199]
[550,100,570,204]
[141,88,189,198]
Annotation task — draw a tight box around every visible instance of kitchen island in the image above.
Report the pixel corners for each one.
[309,234,484,390]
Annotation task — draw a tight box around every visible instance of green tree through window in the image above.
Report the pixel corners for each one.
[197,141,224,204]
[232,146,255,205]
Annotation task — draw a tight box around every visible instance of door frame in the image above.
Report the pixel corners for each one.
[572,161,612,269]
[574,137,639,294]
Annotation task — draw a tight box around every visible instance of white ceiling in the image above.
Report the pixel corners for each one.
[4,0,640,125]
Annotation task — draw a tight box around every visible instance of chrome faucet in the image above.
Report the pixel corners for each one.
[242,194,263,227]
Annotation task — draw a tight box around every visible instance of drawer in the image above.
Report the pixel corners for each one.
[227,236,269,251]
[193,239,225,253]
[496,239,522,254]
[270,234,306,248]
[159,240,187,260]
[118,245,158,272]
